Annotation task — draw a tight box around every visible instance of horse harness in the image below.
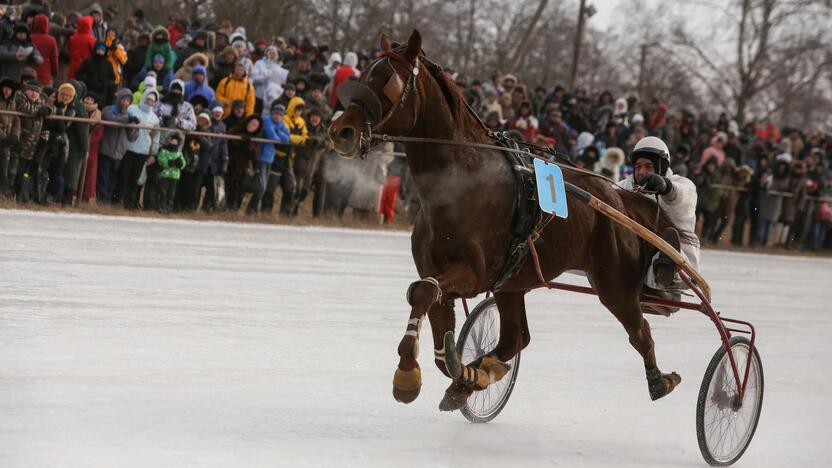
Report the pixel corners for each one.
[338,49,629,292]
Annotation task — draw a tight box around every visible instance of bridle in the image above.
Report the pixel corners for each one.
[340,49,421,157]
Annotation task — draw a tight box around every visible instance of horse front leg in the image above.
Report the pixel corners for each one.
[393,265,479,404]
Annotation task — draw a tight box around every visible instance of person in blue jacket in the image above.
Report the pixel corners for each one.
[247,101,290,214]
[184,65,215,103]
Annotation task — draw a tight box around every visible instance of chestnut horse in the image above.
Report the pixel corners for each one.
[329,30,682,410]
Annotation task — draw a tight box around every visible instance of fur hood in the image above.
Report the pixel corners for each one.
[601,147,625,168]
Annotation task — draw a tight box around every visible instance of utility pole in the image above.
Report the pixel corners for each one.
[568,1,595,90]
[637,42,659,101]
[637,43,647,99]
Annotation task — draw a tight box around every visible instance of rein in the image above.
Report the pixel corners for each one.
[369,132,619,184]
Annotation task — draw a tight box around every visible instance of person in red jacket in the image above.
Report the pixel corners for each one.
[30,14,58,86]
[68,16,95,79]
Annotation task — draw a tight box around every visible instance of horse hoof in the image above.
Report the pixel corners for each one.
[438,383,472,412]
[393,384,421,404]
[647,368,682,401]
[393,367,422,404]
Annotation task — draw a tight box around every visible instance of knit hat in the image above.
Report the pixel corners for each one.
[153,54,165,64]
[197,112,211,124]
[84,90,102,104]
[211,105,224,115]
[143,74,157,90]
[270,102,286,114]
[22,82,41,93]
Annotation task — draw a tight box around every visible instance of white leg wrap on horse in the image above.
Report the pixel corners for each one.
[434,348,446,362]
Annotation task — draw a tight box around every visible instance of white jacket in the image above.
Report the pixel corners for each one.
[617,168,700,271]
[251,59,289,100]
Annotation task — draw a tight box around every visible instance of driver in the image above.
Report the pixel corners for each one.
[617,136,700,294]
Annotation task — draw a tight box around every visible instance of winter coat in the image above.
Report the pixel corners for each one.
[124,39,148,85]
[99,89,138,160]
[215,72,255,117]
[182,134,208,173]
[283,96,308,147]
[257,114,291,164]
[126,88,161,155]
[68,16,95,79]
[251,58,289,100]
[781,172,806,224]
[694,167,721,213]
[106,39,128,87]
[175,52,209,82]
[226,115,260,190]
[597,147,625,182]
[0,29,44,82]
[63,81,92,191]
[183,65,215,103]
[759,163,791,222]
[618,168,700,270]
[76,50,115,104]
[157,148,186,180]
[14,89,50,161]
[0,92,20,144]
[30,14,58,86]
[88,3,107,41]
[154,80,197,133]
[145,26,175,69]
[330,64,360,108]
[199,119,228,175]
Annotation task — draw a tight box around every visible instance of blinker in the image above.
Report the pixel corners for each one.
[337,80,383,123]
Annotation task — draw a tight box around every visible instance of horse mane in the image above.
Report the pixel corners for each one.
[416,52,489,142]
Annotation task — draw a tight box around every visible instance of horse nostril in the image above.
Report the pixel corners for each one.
[338,126,356,142]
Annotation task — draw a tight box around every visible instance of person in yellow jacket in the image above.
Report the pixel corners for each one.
[282,96,308,152]
[215,60,255,117]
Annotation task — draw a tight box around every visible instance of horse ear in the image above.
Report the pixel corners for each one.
[404,29,422,61]
[379,33,392,52]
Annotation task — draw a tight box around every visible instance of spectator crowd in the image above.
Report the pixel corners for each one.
[0,1,830,251]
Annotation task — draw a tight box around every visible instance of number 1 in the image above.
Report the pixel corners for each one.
[546,174,558,204]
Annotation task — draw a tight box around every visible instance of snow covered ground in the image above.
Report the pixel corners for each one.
[1,209,830,467]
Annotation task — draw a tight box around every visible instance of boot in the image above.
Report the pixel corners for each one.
[653,227,680,288]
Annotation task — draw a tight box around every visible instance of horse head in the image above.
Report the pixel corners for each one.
[329,30,423,159]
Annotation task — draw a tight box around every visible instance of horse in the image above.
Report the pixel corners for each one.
[328,30,683,410]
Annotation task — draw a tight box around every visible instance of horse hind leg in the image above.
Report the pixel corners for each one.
[604,297,681,401]
[439,291,527,411]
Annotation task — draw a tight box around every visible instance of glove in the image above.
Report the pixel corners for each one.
[639,172,672,195]
[36,106,51,119]
[128,116,140,124]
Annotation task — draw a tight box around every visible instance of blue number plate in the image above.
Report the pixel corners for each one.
[534,159,569,218]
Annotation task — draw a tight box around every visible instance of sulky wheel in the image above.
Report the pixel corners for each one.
[696,336,764,466]
[455,297,521,423]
